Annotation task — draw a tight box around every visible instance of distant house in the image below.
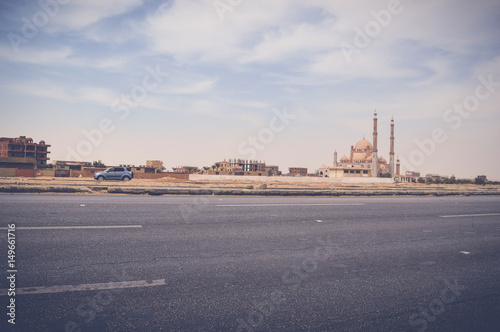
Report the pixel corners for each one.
[172,166,199,174]
[146,160,164,172]
[202,159,269,176]
[288,167,307,177]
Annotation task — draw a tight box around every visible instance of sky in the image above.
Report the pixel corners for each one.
[0,0,499,179]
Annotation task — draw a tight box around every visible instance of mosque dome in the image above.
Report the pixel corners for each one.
[352,153,366,162]
[340,156,349,162]
[379,156,387,163]
[355,138,372,151]
[367,155,373,162]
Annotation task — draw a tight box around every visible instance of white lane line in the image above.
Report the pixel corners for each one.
[0,279,166,296]
[0,225,142,230]
[215,203,365,207]
[440,213,500,218]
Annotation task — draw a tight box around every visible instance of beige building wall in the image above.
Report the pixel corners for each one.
[146,160,163,171]
[328,166,371,178]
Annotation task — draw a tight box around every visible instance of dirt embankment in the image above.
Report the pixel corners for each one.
[0,177,498,196]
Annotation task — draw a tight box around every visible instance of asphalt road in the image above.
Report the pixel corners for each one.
[0,194,499,332]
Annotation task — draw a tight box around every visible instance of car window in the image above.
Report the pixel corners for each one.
[108,168,115,172]
[115,167,124,172]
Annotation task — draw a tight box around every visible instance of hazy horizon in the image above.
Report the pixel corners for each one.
[1,0,499,180]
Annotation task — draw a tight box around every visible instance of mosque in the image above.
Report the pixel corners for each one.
[318,110,400,178]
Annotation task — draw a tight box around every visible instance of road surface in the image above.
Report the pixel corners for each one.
[1,194,499,331]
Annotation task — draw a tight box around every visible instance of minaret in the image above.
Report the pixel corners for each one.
[334,151,338,166]
[396,156,400,176]
[389,116,395,176]
[371,110,378,177]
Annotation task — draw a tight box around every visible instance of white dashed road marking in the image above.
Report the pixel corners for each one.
[1,279,166,296]
[215,203,365,207]
[0,225,142,230]
[440,213,500,218]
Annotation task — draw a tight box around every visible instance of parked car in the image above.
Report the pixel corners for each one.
[94,167,133,181]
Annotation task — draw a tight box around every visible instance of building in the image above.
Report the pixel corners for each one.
[172,166,200,174]
[265,165,281,176]
[396,170,421,183]
[318,111,397,178]
[0,136,51,168]
[202,159,269,176]
[146,160,164,172]
[119,164,156,174]
[288,167,308,177]
[477,175,487,182]
[0,157,37,177]
[53,160,92,171]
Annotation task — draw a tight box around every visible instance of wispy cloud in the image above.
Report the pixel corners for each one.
[46,0,144,33]
[0,45,73,65]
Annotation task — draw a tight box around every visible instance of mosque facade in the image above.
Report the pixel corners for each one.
[318,111,400,178]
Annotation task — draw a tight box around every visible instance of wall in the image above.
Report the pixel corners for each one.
[35,169,56,177]
[0,168,16,177]
[69,170,94,178]
[133,173,189,180]
[63,170,188,180]
[16,169,35,177]
[190,174,394,184]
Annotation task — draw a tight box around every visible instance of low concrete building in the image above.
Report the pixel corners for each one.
[202,159,269,176]
[0,156,36,177]
[146,160,164,172]
[120,164,156,174]
[318,163,371,178]
[172,166,199,174]
[265,165,281,176]
[395,171,421,183]
[53,160,92,171]
[288,167,308,177]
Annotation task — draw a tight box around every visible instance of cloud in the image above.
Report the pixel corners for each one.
[3,80,72,102]
[143,0,301,62]
[46,0,143,33]
[239,21,336,64]
[0,45,72,65]
[162,79,217,95]
[77,87,117,105]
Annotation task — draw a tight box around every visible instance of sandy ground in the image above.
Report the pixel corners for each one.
[0,176,497,191]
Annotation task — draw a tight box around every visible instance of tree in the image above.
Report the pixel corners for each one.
[417,177,425,184]
[203,166,210,171]
[93,160,105,167]
[381,172,392,178]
